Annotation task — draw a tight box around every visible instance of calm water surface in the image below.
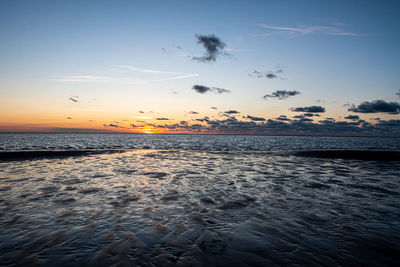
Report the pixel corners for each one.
[0,134,399,266]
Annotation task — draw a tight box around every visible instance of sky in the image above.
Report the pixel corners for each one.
[1,0,400,136]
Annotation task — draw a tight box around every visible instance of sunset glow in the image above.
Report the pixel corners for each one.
[0,0,399,136]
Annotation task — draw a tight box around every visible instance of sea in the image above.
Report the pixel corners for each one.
[0,133,399,266]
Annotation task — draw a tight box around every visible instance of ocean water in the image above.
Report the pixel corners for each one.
[0,134,399,266]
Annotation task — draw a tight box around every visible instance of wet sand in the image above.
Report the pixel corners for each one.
[1,150,399,266]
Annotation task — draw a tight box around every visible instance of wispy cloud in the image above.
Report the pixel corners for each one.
[55,65,199,84]
[257,23,360,37]
[56,76,118,83]
[119,65,195,76]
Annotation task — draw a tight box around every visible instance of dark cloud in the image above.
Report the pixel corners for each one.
[276,115,291,121]
[263,90,300,100]
[291,105,326,113]
[67,117,72,120]
[249,70,282,79]
[298,117,313,122]
[344,115,360,121]
[139,111,145,113]
[192,85,210,94]
[266,73,277,79]
[293,115,314,121]
[348,100,400,114]
[303,113,320,117]
[136,116,400,136]
[192,84,230,94]
[109,124,119,128]
[156,118,170,121]
[211,106,218,110]
[246,115,266,121]
[188,111,199,115]
[224,110,240,114]
[69,96,78,103]
[396,89,400,98]
[193,34,227,63]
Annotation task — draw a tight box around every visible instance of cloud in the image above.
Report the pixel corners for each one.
[211,106,218,110]
[396,89,400,98]
[266,73,277,79]
[56,66,199,84]
[119,65,199,81]
[249,70,282,79]
[249,70,264,78]
[344,115,360,121]
[303,113,320,117]
[257,23,359,37]
[192,84,231,94]
[276,115,291,121]
[224,110,240,115]
[69,96,79,103]
[213,87,231,94]
[348,100,400,114]
[293,114,314,121]
[188,111,199,115]
[193,34,228,63]
[263,90,300,100]
[67,117,72,120]
[156,118,170,121]
[192,85,210,94]
[291,106,326,113]
[56,76,116,83]
[246,115,266,121]
[131,116,400,136]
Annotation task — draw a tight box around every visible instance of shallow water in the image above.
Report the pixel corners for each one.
[1,133,400,151]
[1,146,400,266]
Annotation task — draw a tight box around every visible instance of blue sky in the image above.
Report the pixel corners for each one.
[1,0,399,135]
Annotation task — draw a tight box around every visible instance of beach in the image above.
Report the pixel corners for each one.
[0,134,400,265]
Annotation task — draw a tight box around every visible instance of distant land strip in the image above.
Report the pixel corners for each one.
[0,149,125,161]
[295,150,400,161]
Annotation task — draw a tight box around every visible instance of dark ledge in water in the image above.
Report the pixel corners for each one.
[0,149,125,161]
[295,150,400,161]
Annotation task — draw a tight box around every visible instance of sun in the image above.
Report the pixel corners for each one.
[141,127,163,134]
